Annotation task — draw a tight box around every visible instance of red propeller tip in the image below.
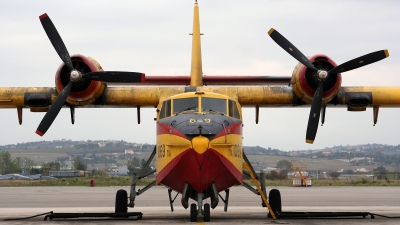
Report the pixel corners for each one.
[39,13,48,20]
[141,73,146,82]
[36,130,44,136]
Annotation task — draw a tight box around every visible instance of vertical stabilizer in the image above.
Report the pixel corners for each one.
[190,1,203,87]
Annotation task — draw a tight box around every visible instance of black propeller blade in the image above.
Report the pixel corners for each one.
[268,28,389,144]
[329,50,389,75]
[36,81,73,136]
[268,28,318,72]
[39,14,73,71]
[305,81,323,144]
[36,14,145,136]
[82,71,145,82]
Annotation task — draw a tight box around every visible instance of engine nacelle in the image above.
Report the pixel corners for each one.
[291,54,342,104]
[55,54,106,106]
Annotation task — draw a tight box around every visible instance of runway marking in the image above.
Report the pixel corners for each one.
[197,222,205,225]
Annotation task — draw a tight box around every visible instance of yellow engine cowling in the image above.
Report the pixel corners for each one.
[291,54,342,104]
[55,54,106,106]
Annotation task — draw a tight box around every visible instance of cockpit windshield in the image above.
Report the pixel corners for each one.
[159,95,241,119]
[173,97,198,114]
[202,97,227,115]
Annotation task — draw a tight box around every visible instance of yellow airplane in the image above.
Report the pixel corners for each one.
[1,1,399,222]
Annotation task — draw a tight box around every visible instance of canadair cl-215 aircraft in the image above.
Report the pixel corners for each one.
[1,1,400,222]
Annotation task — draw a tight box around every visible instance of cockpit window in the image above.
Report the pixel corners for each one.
[229,100,240,119]
[173,97,198,114]
[159,99,171,119]
[202,97,227,115]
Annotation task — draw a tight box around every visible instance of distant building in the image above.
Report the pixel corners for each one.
[49,170,89,178]
[356,168,368,172]
[62,161,74,170]
[98,142,107,147]
[264,167,279,173]
[107,165,129,176]
[125,149,134,154]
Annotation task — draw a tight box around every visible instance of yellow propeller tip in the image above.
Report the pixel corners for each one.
[268,28,275,36]
[384,49,389,57]
[306,139,314,144]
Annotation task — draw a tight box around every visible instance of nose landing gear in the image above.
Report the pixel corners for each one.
[189,202,211,222]
[184,183,218,222]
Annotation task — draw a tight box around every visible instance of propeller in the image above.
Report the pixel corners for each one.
[36,14,145,136]
[268,28,389,144]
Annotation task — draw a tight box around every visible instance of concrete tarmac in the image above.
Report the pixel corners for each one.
[0,186,399,224]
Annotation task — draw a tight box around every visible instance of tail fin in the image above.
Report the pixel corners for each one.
[189,1,203,87]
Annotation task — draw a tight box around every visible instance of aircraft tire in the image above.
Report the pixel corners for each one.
[268,189,281,218]
[115,189,128,213]
[190,203,197,222]
[204,203,211,222]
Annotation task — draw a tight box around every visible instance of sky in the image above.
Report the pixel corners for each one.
[0,0,399,151]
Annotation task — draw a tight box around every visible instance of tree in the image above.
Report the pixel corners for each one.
[74,157,87,170]
[127,156,141,175]
[373,151,384,162]
[276,160,291,171]
[266,170,287,180]
[329,171,341,179]
[0,151,18,174]
[344,169,354,175]
[276,160,291,178]
[374,166,387,173]
[140,158,154,175]
[140,158,147,169]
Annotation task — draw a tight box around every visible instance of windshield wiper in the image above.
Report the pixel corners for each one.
[175,106,197,115]
[203,109,224,115]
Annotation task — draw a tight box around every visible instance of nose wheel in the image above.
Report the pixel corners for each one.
[203,203,210,222]
[190,203,197,222]
[190,203,211,222]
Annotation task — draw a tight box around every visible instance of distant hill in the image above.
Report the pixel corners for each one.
[2,140,400,172]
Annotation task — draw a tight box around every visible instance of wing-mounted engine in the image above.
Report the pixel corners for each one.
[268,28,389,144]
[36,13,145,136]
[56,54,105,106]
[291,54,342,105]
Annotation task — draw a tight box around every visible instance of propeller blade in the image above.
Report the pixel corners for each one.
[39,13,74,71]
[36,81,73,136]
[306,81,324,144]
[82,71,145,83]
[268,28,318,72]
[329,50,389,75]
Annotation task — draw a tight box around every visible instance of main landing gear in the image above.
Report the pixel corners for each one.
[115,189,128,214]
[114,147,157,217]
[242,152,373,220]
[242,152,279,219]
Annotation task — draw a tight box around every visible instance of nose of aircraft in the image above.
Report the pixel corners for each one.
[191,135,210,168]
[191,135,209,154]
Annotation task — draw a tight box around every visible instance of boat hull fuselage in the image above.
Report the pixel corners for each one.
[156,113,243,194]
